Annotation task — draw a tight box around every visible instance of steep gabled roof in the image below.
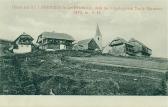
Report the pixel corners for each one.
[77,38,92,45]
[40,32,75,41]
[14,32,34,43]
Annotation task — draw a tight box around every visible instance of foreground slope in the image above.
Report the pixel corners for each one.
[0,50,167,95]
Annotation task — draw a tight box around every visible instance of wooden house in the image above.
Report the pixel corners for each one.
[103,37,134,56]
[128,38,152,57]
[36,31,75,51]
[11,32,34,54]
[74,24,102,51]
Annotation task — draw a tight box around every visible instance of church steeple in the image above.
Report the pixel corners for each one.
[96,24,102,36]
[94,24,102,50]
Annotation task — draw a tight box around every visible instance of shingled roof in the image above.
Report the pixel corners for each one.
[77,38,93,45]
[40,32,75,41]
[129,38,151,50]
[109,37,127,46]
[14,32,34,43]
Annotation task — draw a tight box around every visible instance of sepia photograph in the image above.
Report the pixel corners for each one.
[0,0,167,98]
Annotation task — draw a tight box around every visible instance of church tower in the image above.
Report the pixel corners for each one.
[94,24,102,50]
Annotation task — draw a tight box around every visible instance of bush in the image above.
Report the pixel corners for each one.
[81,79,119,95]
[40,76,120,95]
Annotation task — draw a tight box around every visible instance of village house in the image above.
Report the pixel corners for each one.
[102,37,134,56]
[0,39,12,56]
[36,31,75,51]
[73,24,102,51]
[128,38,152,57]
[10,32,34,54]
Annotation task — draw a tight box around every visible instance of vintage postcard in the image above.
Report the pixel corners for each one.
[0,0,167,106]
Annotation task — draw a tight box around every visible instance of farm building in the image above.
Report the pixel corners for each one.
[36,31,75,51]
[10,32,34,54]
[128,38,152,57]
[102,37,134,56]
[0,39,12,56]
[74,24,102,51]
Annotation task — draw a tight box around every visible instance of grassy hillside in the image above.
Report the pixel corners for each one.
[68,56,168,72]
[0,50,167,95]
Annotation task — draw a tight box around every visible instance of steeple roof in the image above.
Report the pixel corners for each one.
[96,24,102,36]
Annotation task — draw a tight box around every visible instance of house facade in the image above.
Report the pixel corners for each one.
[128,38,152,57]
[74,24,102,51]
[11,32,34,54]
[36,32,75,51]
[103,37,134,56]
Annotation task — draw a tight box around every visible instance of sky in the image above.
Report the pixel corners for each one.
[0,0,167,58]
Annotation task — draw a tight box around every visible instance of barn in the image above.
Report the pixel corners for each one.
[11,32,34,54]
[36,31,75,51]
[128,38,152,57]
[103,37,134,56]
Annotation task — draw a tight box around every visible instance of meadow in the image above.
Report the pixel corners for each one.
[0,50,167,95]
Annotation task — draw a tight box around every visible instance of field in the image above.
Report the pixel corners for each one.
[0,50,167,95]
[68,55,168,72]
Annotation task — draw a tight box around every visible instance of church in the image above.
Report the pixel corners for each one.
[73,24,102,51]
